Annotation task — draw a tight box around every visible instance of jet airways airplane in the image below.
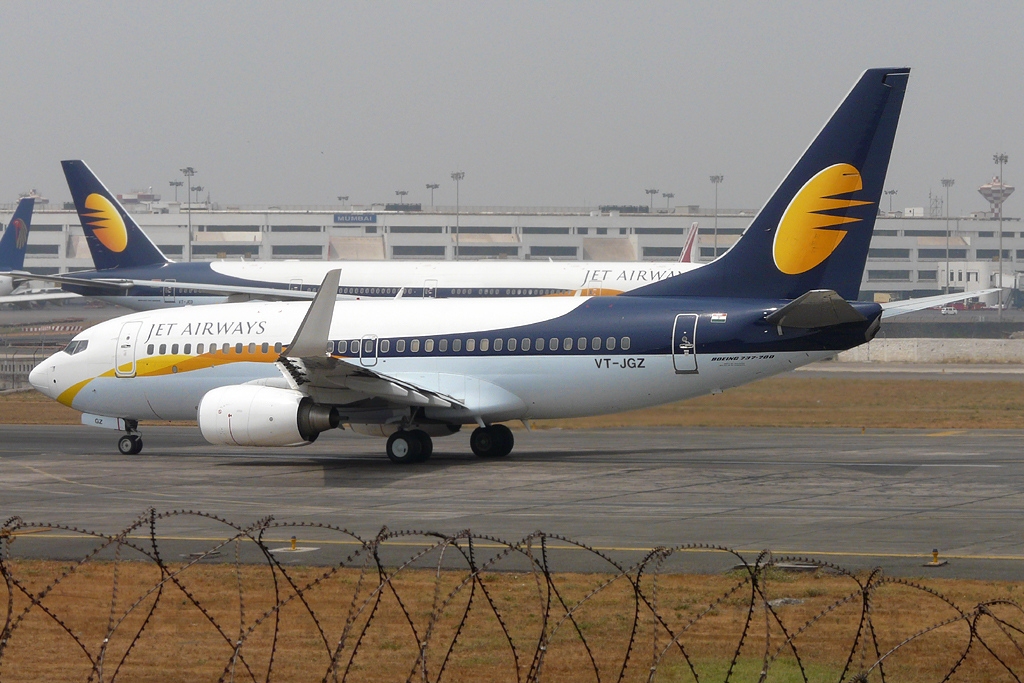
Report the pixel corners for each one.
[32,67,916,462]
[2,161,701,310]
[0,197,79,305]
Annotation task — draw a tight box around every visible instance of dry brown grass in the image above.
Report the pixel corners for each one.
[2,558,1022,682]
[5,375,1024,430]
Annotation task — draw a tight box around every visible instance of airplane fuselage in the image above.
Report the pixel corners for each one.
[32,295,881,425]
[59,260,702,309]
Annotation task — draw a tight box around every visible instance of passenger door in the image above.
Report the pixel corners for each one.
[162,279,176,304]
[423,279,437,298]
[115,321,143,378]
[671,314,698,374]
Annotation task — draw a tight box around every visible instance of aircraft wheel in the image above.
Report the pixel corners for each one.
[410,430,433,462]
[470,425,514,458]
[118,435,143,455]
[386,431,422,464]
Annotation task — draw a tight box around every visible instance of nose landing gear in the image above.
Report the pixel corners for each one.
[117,420,143,455]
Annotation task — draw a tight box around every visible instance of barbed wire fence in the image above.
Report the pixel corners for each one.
[1,509,1023,682]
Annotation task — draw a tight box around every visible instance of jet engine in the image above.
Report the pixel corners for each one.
[198,385,339,447]
[0,275,14,297]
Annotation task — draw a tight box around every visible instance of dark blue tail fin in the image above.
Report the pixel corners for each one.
[632,68,909,301]
[62,160,169,271]
[0,198,35,270]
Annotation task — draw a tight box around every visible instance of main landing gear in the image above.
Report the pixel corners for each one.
[470,424,514,458]
[386,429,433,464]
[117,420,143,455]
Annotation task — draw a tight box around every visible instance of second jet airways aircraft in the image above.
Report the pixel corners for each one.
[32,68,924,462]
[5,161,700,310]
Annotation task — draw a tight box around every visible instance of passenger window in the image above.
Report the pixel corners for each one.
[479,338,489,352]
[147,344,154,355]
[197,343,204,354]
[606,337,616,351]
[159,344,167,354]
[171,344,179,354]
[337,340,348,353]
[380,339,390,353]
[563,337,572,351]
[261,342,269,354]
[412,339,421,353]
[274,342,283,354]
[363,339,374,354]
[424,339,434,352]
[536,338,544,351]
[521,338,530,351]
[396,339,406,353]
[592,337,601,351]
[452,339,462,352]
[549,338,558,351]
[223,343,230,353]
[577,337,586,351]
[236,343,243,354]
[248,343,256,354]
[439,339,448,352]
[504,338,513,352]
[466,339,475,352]
[621,337,631,351]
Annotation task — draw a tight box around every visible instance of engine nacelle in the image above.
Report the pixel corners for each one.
[0,276,13,297]
[198,385,339,447]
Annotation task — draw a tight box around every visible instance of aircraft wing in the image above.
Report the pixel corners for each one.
[879,289,1000,318]
[274,269,465,409]
[0,270,367,301]
[0,270,133,291]
[0,291,81,304]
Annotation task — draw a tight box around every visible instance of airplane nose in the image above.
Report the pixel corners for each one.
[29,361,50,394]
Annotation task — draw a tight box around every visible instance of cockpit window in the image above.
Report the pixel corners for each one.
[63,340,89,355]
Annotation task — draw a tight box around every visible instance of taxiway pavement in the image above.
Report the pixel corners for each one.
[2,425,1023,579]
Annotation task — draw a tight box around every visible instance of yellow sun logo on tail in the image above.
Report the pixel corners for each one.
[83,194,128,253]
[772,163,872,275]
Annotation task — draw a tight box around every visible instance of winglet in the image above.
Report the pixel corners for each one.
[283,269,341,357]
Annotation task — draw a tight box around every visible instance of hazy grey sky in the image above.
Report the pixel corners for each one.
[1,1,1021,216]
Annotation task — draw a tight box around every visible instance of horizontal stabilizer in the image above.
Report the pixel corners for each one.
[879,289,1001,319]
[764,290,867,328]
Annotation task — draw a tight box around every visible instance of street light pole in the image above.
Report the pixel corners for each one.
[884,189,898,214]
[180,167,195,261]
[426,183,439,208]
[337,195,348,206]
[662,192,674,210]
[169,180,183,202]
[451,171,464,260]
[709,175,723,258]
[941,178,955,294]
[395,190,408,206]
[645,188,659,212]
[994,154,1009,319]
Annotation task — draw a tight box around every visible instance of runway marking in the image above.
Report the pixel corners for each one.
[16,533,1024,562]
[927,430,968,437]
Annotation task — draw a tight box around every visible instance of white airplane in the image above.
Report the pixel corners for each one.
[33,68,929,462]
[3,161,701,310]
[0,197,79,305]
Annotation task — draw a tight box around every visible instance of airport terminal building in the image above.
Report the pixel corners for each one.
[5,201,1022,304]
